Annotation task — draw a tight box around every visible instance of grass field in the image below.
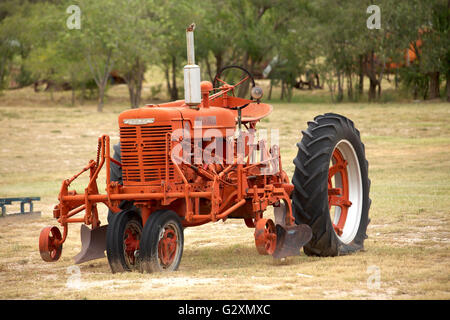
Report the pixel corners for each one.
[0,86,449,300]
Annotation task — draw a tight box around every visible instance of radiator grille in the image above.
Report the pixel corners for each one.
[120,124,174,184]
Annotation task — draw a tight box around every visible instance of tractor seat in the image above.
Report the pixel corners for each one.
[233,102,273,123]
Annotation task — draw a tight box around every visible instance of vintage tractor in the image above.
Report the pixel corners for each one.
[39,25,370,273]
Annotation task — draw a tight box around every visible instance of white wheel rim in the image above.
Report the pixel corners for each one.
[330,140,363,244]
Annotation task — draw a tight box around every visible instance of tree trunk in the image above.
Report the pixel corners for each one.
[365,50,382,102]
[446,71,450,102]
[428,72,440,99]
[376,75,383,100]
[268,80,273,100]
[395,70,399,90]
[164,65,172,98]
[377,82,382,99]
[71,87,76,106]
[0,54,7,90]
[97,72,109,112]
[49,85,54,102]
[215,53,223,76]
[368,78,377,102]
[315,73,321,89]
[86,48,113,112]
[205,58,214,83]
[135,75,142,107]
[237,52,250,98]
[448,1,450,101]
[171,55,178,100]
[126,58,145,109]
[80,81,86,105]
[287,85,293,102]
[347,73,353,101]
[358,55,364,95]
[128,84,136,108]
[307,72,312,90]
[70,72,76,106]
[413,83,418,100]
[336,71,343,102]
[98,85,105,112]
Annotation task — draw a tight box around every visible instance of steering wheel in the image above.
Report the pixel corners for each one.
[213,65,258,130]
[213,65,256,108]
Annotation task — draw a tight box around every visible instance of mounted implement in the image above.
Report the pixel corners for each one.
[39,24,370,272]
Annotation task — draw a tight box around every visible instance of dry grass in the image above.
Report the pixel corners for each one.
[0,86,449,300]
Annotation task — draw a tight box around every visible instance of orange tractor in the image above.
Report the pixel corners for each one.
[39,25,371,273]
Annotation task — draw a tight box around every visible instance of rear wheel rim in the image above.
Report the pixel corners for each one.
[328,140,363,244]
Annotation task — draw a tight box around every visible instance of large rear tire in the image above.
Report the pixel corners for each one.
[291,113,371,256]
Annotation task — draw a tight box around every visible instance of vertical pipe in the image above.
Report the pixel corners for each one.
[186,24,195,65]
[184,23,201,106]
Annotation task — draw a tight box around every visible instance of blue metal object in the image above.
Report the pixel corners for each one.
[0,197,40,217]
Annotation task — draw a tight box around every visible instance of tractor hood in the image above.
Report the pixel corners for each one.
[118,104,236,136]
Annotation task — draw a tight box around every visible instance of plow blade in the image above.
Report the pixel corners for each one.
[272,224,312,259]
[73,224,108,264]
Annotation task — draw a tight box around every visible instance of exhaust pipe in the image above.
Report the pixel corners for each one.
[184,23,201,106]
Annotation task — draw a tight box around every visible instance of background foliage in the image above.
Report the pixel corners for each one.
[0,0,448,110]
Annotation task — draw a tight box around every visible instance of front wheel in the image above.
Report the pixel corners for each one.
[106,209,142,273]
[291,113,371,256]
[139,210,184,273]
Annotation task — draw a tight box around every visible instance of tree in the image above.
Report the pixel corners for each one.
[151,0,205,101]
[419,0,450,100]
[195,1,238,82]
[0,1,42,92]
[113,0,158,108]
[77,0,122,112]
[228,0,288,98]
[385,0,446,100]
[22,2,92,105]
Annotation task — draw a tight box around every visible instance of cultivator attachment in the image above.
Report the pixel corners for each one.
[73,224,108,264]
[272,224,312,259]
[254,201,313,259]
